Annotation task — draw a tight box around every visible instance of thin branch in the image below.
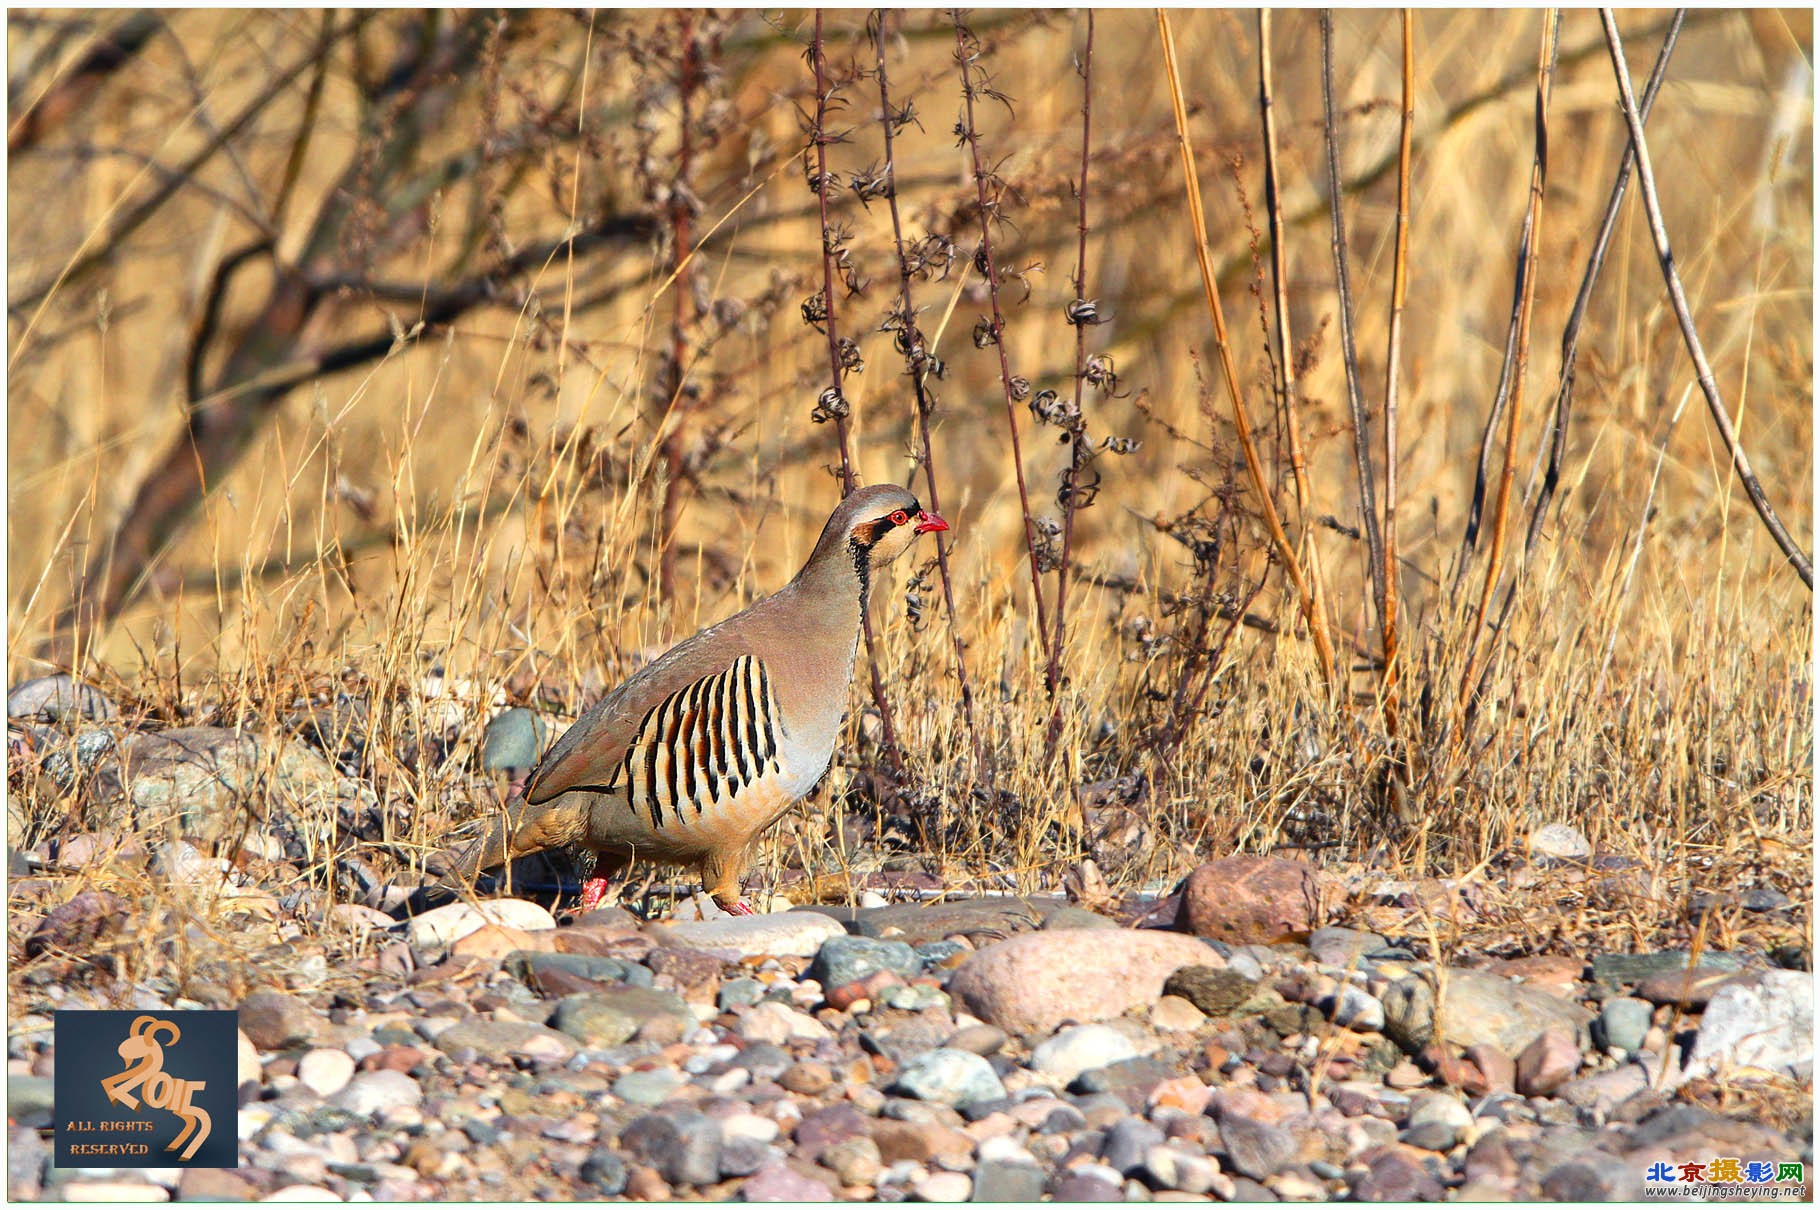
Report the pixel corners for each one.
[8,11,164,154]
[872,9,985,778]
[810,9,905,780]
[951,12,1056,679]
[1380,9,1414,733]
[1257,10,1331,656]
[1045,9,1095,752]
[1319,11,1387,627]
[1459,9,1561,713]
[1158,9,1339,691]
[1600,8,1812,589]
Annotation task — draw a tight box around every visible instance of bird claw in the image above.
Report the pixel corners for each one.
[578,876,611,914]
[721,899,755,917]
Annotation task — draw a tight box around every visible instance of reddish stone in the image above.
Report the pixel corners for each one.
[1179,855,1323,945]
[1464,1043,1515,1094]
[1515,1029,1581,1096]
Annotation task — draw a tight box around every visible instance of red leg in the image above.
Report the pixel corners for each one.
[719,897,755,917]
[579,876,611,914]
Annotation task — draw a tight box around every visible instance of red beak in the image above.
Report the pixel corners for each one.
[914,509,950,534]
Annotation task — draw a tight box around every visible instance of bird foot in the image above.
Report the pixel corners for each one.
[578,876,611,914]
[719,899,755,917]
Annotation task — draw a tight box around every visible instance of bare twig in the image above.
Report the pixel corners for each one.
[872,9,985,781]
[1600,8,1812,589]
[1257,10,1332,663]
[1045,9,1096,752]
[7,11,164,154]
[1158,9,1339,691]
[810,9,905,778]
[952,12,1056,679]
[1319,11,1386,626]
[1458,10,1560,713]
[1380,10,1414,733]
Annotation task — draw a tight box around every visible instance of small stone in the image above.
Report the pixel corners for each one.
[1051,1169,1121,1201]
[1150,995,1207,1033]
[1161,966,1258,1017]
[1100,1116,1165,1176]
[1634,967,1748,1009]
[1179,855,1321,944]
[296,1048,355,1098]
[1030,1024,1138,1085]
[945,1024,1008,1057]
[7,1075,54,1128]
[1514,1029,1580,1096]
[1309,926,1393,968]
[580,1148,629,1194]
[1595,997,1654,1053]
[1143,1143,1220,1195]
[1352,1146,1443,1201]
[718,977,766,1011]
[623,1166,669,1200]
[821,1135,883,1187]
[1462,1044,1515,1094]
[972,1157,1047,1201]
[740,1162,837,1201]
[482,707,545,772]
[892,1048,1006,1108]
[1403,1092,1471,1150]
[1384,1061,1428,1090]
[329,1069,422,1116]
[433,1017,577,1064]
[1684,970,1814,1081]
[1147,1075,1212,1116]
[1216,1110,1298,1180]
[781,1060,834,1096]
[238,990,324,1050]
[1328,985,1386,1032]
[550,986,691,1048]
[405,898,555,953]
[613,1068,687,1107]
[912,1170,972,1202]
[619,1110,723,1188]
[7,674,116,722]
[736,1000,830,1045]
[661,911,846,958]
[946,930,1222,1036]
[1528,822,1591,861]
[1380,968,1591,1056]
[870,1119,975,1166]
[508,949,653,991]
[810,935,922,989]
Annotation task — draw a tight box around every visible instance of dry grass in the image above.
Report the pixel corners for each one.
[6,11,1811,969]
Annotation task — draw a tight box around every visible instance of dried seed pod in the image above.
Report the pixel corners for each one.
[1066,297,1106,326]
[812,386,850,423]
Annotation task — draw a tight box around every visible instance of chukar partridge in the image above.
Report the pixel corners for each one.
[452,484,948,914]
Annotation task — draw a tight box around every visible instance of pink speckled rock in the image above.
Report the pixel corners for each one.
[946,928,1220,1036]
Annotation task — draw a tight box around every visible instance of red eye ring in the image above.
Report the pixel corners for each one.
[888,509,909,525]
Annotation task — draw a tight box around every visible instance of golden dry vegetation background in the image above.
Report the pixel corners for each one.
[5,10,1813,937]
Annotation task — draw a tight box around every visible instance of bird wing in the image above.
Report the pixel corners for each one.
[523,621,758,806]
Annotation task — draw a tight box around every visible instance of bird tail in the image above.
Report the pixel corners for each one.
[441,795,589,888]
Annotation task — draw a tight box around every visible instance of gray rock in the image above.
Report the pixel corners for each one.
[1685,971,1813,1081]
[328,1069,422,1116]
[482,708,544,772]
[1328,985,1386,1032]
[612,1067,687,1107]
[891,1048,1006,1108]
[579,1148,628,1194]
[1218,1111,1298,1179]
[1352,1146,1443,1201]
[718,1135,771,1180]
[1161,966,1259,1017]
[1030,1024,1138,1085]
[507,950,653,989]
[1540,1151,1638,1201]
[1142,1143,1219,1194]
[809,935,921,989]
[1050,1169,1121,1201]
[7,1076,54,1128]
[7,674,117,723]
[660,911,845,958]
[1595,997,1653,1053]
[971,1158,1047,1201]
[731,1043,791,1082]
[8,1122,47,1198]
[855,898,1045,946]
[946,1024,1008,1057]
[619,1110,723,1188]
[1309,926,1393,968]
[239,989,324,1050]
[1040,906,1120,931]
[1529,822,1592,861]
[1381,968,1592,1056]
[1100,1117,1165,1176]
[718,977,765,1010]
[433,1017,577,1064]
[1589,950,1744,985]
[549,986,690,1048]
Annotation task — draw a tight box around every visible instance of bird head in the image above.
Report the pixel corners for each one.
[835,483,948,569]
